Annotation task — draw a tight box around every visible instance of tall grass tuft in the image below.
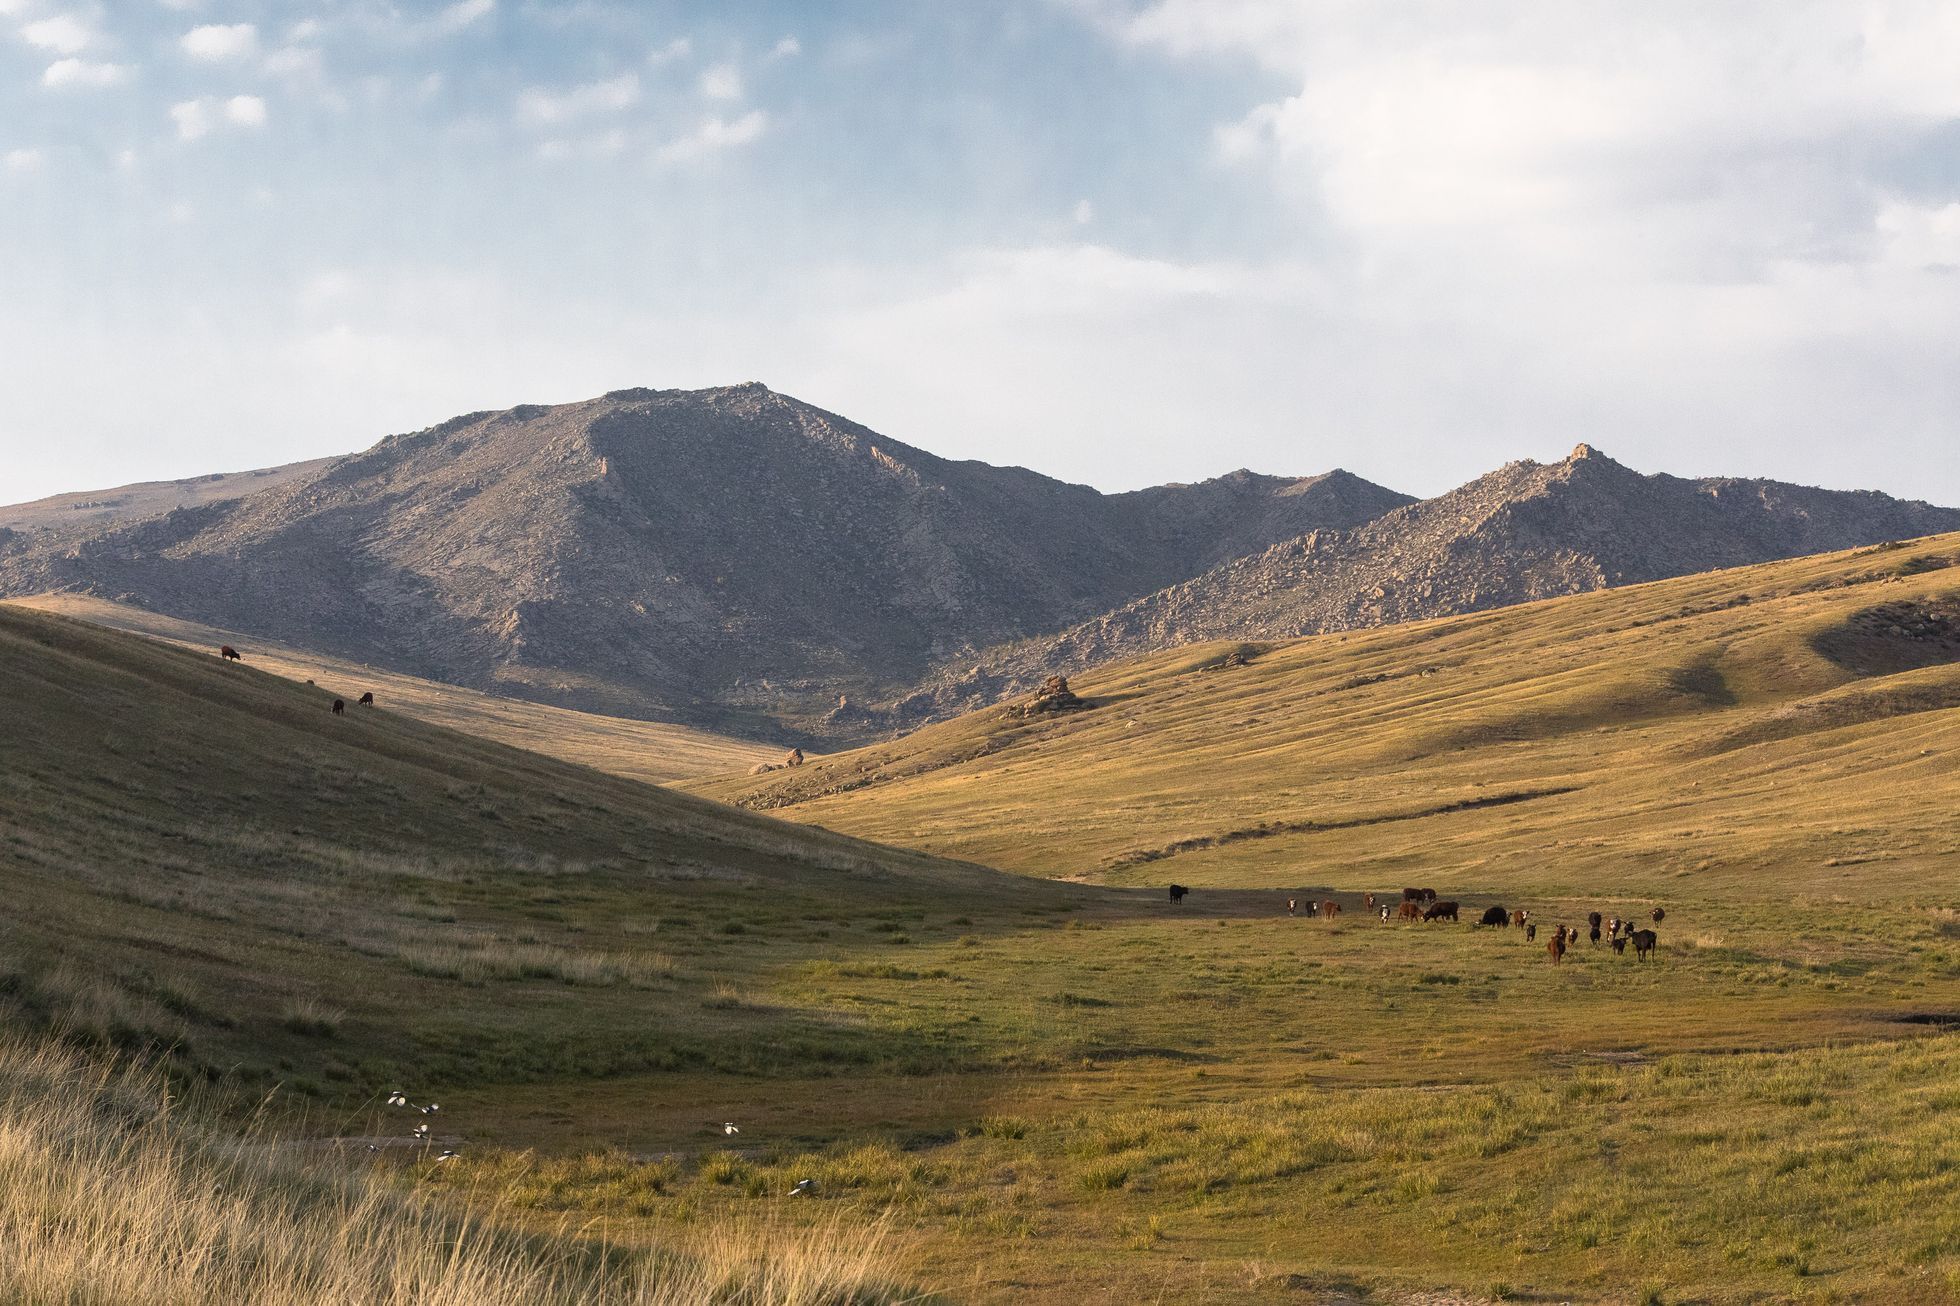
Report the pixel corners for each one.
[0,1034,914,1303]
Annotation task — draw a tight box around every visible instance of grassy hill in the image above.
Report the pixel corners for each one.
[6,593,782,783]
[700,533,1960,904]
[12,553,1960,1301]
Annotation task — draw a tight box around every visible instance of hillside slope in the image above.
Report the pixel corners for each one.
[0,455,334,532]
[702,533,1960,894]
[901,444,1960,708]
[0,602,1071,1089]
[4,593,781,783]
[0,385,1407,734]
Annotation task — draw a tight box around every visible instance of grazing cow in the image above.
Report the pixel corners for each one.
[219,645,241,661]
[1510,909,1529,927]
[1398,901,1422,921]
[1168,884,1189,904]
[1525,922,1537,942]
[1548,930,1566,964]
[1589,919,1602,945]
[1479,905,1508,927]
[331,699,346,715]
[1608,916,1623,939]
[1588,910,1603,932]
[1611,935,1627,955]
[1364,893,1376,909]
[1320,900,1341,918]
[1630,929,1657,960]
[1418,888,1438,904]
[1402,887,1423,903]
[1423,900,1459,923]
[1651,907,1666,924]
[358,691,375,706]
[1379,904,1392,922]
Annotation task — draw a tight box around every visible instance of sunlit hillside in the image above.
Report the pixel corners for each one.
[702,533,1960,902]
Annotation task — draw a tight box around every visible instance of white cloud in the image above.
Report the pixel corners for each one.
[288,19,321,41]
[768,36,800,60]
[42,58,127,89]
[654,109,766,165]
[515,73,639,126]
[225,94,266,127]
[436,0,494,32]
[22,15,93,54]
[180,22,257,61]
[170,95,266,139]
[1072,198,1094,225]
[698,62,741,100]
[4,147,44,172]
[647,36,691,66]
[158,0,203,10]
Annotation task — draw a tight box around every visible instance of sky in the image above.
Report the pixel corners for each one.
[1,0,1957,507]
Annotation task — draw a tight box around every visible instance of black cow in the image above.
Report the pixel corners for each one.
[358,691,375,706]
[1611,935,1628,955]
[332,699,346,715]
[1478,905,1508,927]
[1168,884,1189,904]
[1630,929,1657,960]
[1525,922,1537,941]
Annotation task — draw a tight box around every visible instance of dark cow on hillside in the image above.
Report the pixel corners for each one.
[332,699,346,715]
[1651,907,1666,924]
[1401,887,1423,903]
[1397,901,1422,921]
[1478,905,1509,927]
[1630,928,1658,960]
[1525,922,1537,942]
[1167,884,1189,904]
[1547,930,1566,964]
[1417,888,1438,904]
[1423,901,1459,923]
[358,691,375,705]
[1588,911,1603,945]
[1611,935,1628,955]
[219,645,241,661]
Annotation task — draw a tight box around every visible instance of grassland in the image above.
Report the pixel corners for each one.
[6,592,781,783]
[8,539,1960,1301]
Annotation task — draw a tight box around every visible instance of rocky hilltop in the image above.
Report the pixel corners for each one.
[0,385,1408,733]
[893,443,1960,720]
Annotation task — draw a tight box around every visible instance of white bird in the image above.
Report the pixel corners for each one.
[412,1123,430,1138]
[436,1149,458,1162]
[422,1104,440,1115]
[722,1122,740,1135]
[386,1092,407,1107]
[787,1178,815,1196]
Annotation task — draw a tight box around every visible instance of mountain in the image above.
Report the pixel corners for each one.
[0,385,1409,735]
[0,456,335,533]
[891,443,1960,717]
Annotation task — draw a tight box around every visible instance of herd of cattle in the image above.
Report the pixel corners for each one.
[1166,884,1664,963]
[219,646,377,716]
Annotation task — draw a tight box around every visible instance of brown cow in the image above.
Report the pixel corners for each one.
[219,645,241,661]
[1402,887,1423,903]
[1364,893,1376,909]
[1287,898,1297,917]
[331,699,346,715]
[1548,931,1566,964]
[1422,901,1458,922]
[358,691,375,706]
[1630,928,1657,960]
[1510,909,1529,927]
[1397,901,1422,921]
[1320,900,1341,918]
[1418,888,1438,903]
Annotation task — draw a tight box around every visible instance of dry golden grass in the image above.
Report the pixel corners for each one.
[0,1032,915,1304]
